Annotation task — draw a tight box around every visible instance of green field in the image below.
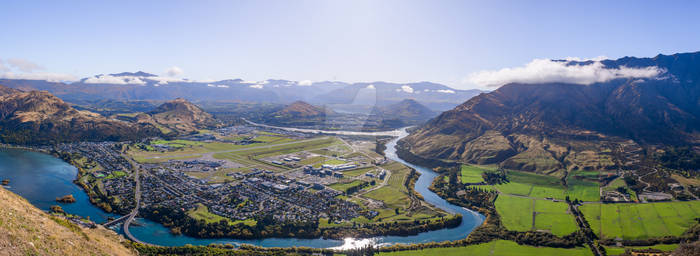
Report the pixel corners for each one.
[187,204,256,226]
[604,244,679,255]
[299,156,326,165]
[581,201,700,240]
[104,171,127,179]
[343,167,373,177]
[378,240,593,256]
[313,158,349,167]
[460,165,485,184]
[363,162,423,220]
[253,135,294,143]
[495,195,578,236]
[328,180,365,193]
[496,195,533,232]
[533,199,579,236]
[187,204,229,224]
[489,170,599,202]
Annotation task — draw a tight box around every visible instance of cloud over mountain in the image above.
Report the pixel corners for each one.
[467,58,664,87]
[165,66,183,77]
[84,74,147,85]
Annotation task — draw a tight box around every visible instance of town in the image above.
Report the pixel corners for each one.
[52,125,448,238]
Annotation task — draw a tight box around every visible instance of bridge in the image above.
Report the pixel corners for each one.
[101,160,157,246]
[102,214,130,227]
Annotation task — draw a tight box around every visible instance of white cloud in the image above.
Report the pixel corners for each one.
[0,59,8,72]
[217,85,229,88]
[400,85,414,93]
[0,72,77,82]
[240,80,258,84]
[466,58,664,87]
[148,76,186,85]
[249,84,263,89]
[84,74,146,85]
[165,66,183,77]
[436,89,455,94]
[7,58,44,73]
[298,80,313,86]
[365,84,376,89]
[0,58,74,82]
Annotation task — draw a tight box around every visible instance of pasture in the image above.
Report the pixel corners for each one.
[460,165,485,183]
[489,170,599,202]
[580,201,700,240]
[378,240,593,256]
[495,195,578,236]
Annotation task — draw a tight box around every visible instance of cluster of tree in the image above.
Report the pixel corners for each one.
[321,215,462,240]
[141,206,321,239]
[130,242,337,256]
[374,137,389,156]
[344,245,377,256]
[656,146,700,172]
[345,181,370,195]
[482,170,508,185]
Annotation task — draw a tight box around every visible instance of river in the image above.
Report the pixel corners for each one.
[0,128,484,249]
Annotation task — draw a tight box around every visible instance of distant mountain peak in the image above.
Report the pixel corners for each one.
[109,71,157,77]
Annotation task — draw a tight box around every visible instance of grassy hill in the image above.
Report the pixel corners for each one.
[0,187,135,256]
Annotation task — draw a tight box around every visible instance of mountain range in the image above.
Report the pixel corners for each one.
[0,75,481,112]
[401,52,700,175]
[0,85,222,144]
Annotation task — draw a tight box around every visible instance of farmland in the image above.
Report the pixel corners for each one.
[470,170,600,202]
[460,165,486,183]
[378,240,593,256]
[495,195,578,236]
[580,201,700,240]
[604,244,678,255]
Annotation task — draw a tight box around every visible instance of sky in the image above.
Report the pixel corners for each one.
[1,0,700,90]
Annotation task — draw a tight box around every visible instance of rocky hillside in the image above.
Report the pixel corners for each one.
[402,52,700,176]
[0,85,161,144]
[0,187,135,256]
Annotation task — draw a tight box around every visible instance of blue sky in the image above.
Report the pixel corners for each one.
[1,0,699,89]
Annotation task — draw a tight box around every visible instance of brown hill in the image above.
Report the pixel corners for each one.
[0,187,135,256]
[0,87,161,144]
[142,98,219,134]
[0,85,21,96]
[367,99,437,128]
[402,52,700,175]
[273,101,330,118]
